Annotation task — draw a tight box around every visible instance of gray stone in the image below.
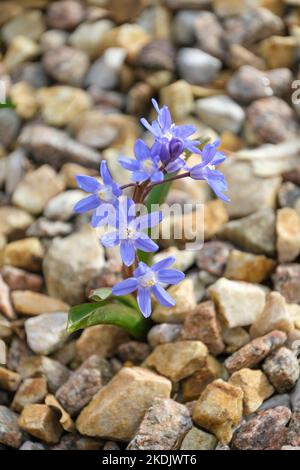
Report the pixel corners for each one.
[25,312,69,356]
[180,427,217,450]
[17,356,70,393]
[20,440,45,450]
[259,394,291,412]
[196,95,245,134]
[85,48,126,91]
[147,323,182,348]
[43,46,89,87]
[0,109,21,148]
[177,48,222,85]
[263,347,300,393]
[44,190,85,221]
[0,406,23,448]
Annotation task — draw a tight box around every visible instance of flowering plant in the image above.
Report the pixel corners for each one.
[67,100,229,337]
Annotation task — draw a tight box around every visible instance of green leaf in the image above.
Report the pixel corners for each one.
[0,101,16,109]
[67,301,151,339]
[89,287,112,301]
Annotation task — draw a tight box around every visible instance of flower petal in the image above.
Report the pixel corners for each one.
[137,287,152,318]
[101,230,120,247]
[100,161,112,185]
[135,234,159,252]
[134,262,150,278]
[75,175,100,193]
[74,194,99,213]
[131,170,149,183]
[157,269,185,285]
[112,278,138,296]
[151,284,175,308]
[152,256,176,272]
[133,211,163,230]
[151,171,164,183]
[119,157,139,171]
[134,139,151,161]
[120,240,136,266]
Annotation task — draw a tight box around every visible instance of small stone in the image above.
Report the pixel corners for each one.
[147,323,182,348]
[85,48,126,91]
[220,208,276,256]
[76,367,171,441]
[26,218,73,238]
[182,355,227,401]
[73,111,120,150]
[209,278,266,328]
[46,1,84,30]
[192,379,243,444]
[43,46,89,87]
[287,407,300,446]
[17,356,70,393]
[0,341,6,365]
[224,249,275,283]
[177,48,222,85]
[25,312,68,355]
[69,20,114,59]
[222,327,250,354]
[232,406,291,450]
[11,290,68,316]
[12,165,65,215]
[19,404,63,444]
[99,24,150,63]
[291,379,300,411]
[273,264,300,303]
[278,182,300,208]
[60,163,96,189]
[4,36,40,72]
[160,80,194,121]
[12,377,47,413]
[137,39,176,71]
[45,394,75,433]
[172,10,204,45]
[276,208,300,263]
[107,0,148,23]
[117,342,151,365]
[227,66,273,104]
[245,97,298,145]
[76,325,129,363]
[20,441,45,450]
[0,406,23,448]
[181,301,224,356]
[180,427,217,450]
[250,292,294,338]
[9,82,38,120]
[43,228,105,304]
[127,398,191,450]
[7,338,31,372]
[40,29,68,51]
[0,315,12,340]
[2,10,45,44]
[224,330,287,374]
[37,86,91,127]
[259,36,297,69]
[55,355,112,416]
[267,68,293,96]
[2,237,44,272]
[194,12,225,59]
[152,278,197,323]
[0,109,21,148]
[263,347,300,393]
[0,367,21,391]
[259,394,291,411]
[0,274,15,320]
[196,241,232,277]
[196,95,245,134]
[145,341,208,382]
[228,44,266,70]
[203,200,229,240]
[12,62,50,89]
[0,266,42,292]
[44,190,85,221]
[228,368,274,415]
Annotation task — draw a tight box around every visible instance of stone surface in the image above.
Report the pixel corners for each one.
[19,404,63,444]
[180,427,217,450]
[0,206,33,240]
[145,341,208,382]
[177,48,222,85]
[209,278,266,328]
[196,95,245,134]
[181,301,224,356]
[12,377,47,412]
[1,237,44,272]
[0,266,42,292]
[11,290,68,316]
[117,341,151,365]
[196,241,232,277]
[127,398,192,450]
[287,407,300,446]
[276,208,300,262]
[0,366,21,391]
[224,330,287,374]
[0,406,23,448]
[273,264,300,303]
[76,367,171,441]
[17,356,70,393]
[46,1,84,30]
[25,312,69,355]
[263,347,300,393]
[224,250,275,283]
[250,292,294,338]
[228,368,274,415]
[232,406,291,450]
[147,323,182,348]
[192,379,244,444]
[152,278,197,323]
[43,46,89,87]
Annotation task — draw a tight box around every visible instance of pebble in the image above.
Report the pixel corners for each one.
[180,427,217,450]
[12,377,48,413]
[147,323,182,348]
[145,341,208,382]
[194,12,225,59]
[276,208,300,262]
[263,347,300,393]
[85,48,125,91]
[26,218,73,238]
[20,441,45,451]
[25,312,69,355]
[117,341,151,365]
[160,80,194,121]
[273,264,300,303]
[196,241,232,277]
[152,278,197,323]
[177,48,222,85]
[55,355,112,416]
[17,356,70,393]
[4,36,40,72]
[137,39,176,71]
[1,237,44,272]
[19,404,63,444]
[232,406,291,450]
[259,36,297,69]
[0,274,15,320]
[228,368,274,415]
[9,81,38,120]
[287,407,300,446]
[209,277,266,328]
[224,330,287,374]
[44,190,85,221]
[69,20,114,58]
[12,62,50,88]
[46,1,84,30]
[0,109,21,148]
[222,327,250,354]
[0,366,21,391]
[2,10,45,44]
[181,301,224,356]
[6,338,31,372]
[224,249,275,283]
[196,95,245,134]
[192,379,243,444]
[172,10,202,45]
[40,29,68,51]
[43,46,89,87]
[127,398,192,450]
[0,406,23,448]
[227,66,273,103]
[76,367,172,442]
[278,182,300,208]
[12,164,65,215]
[250,292,294,338]
[228,43,266,70]
[11,290,68,316]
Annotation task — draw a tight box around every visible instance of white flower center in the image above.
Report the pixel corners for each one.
[119,227,137,240]
[142,159,155,174]
[139,271,157,288]
[207,164,216,170]
[98,185,113,202]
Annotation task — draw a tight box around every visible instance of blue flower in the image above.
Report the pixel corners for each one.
[112,257,185,318]
[189,140,230,202]
[74,161,122,227]
[141,99,201,154]
[119,139,164,183]
[100,198,163,267]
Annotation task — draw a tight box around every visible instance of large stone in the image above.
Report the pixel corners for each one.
[276,208,300,262]
[152,278,197,323]
[127,398,192,450]
[180,427,217,450]
[76,367,171,441]
[145,341,208,382]
[224,249,275,283]
[19,404,63,444]
[1,238,44,272]
[228,368,274,415]
[46,1,84,30]
[2,10,45,43]
[25,312,69,355]
[0,406,23,448]
[69,20,114,58]
[209,278,266,328]
[12,377,47,413]
[192,379,243,444]
[250,292,294,338]
[4,36,40,72]
[263,347,300,393]
[11,290,68,316]
[177,48,222,85]
[43,227,105,304]
[43,46,89,87]
[12,165,65,215]
[76,325,129,363]
[196,95,245,134]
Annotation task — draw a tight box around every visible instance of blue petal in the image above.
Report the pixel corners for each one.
[112,278,138,296]
[101,230,120,247]
[134,262,150,278]
[100,161,112,185]
[158,106,172,132]
[140,117,156,135]
[137,287,152,318]
[74,194,99,213]
[150,171,164,183]
[120,240,136,266]
[134,139,151,161]
[157,269,185,285]
[173,125,196,138]
[135,234,159,252]
[152,256,175,272]
[151,98,160,114]
[75,175,100,193]
[151,284,175,308]
[119,157,139,171]
[133,211,163,230]
[91,211,109,228]
[131,170,149,183]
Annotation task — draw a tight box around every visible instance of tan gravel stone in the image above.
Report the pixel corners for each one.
[152,278,197,323]
[276,208,300,262]
[1,237,44,272]
[250,292,294,338]
[224,249,275,283]
[0,366,21,391]
[76,325,129,363]
[0,206,33,239]
[12,377,47,412]
[19,404,63,444]
[11,290,69,316]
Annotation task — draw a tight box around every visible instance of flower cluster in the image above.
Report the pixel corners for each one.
[74,99,229,317]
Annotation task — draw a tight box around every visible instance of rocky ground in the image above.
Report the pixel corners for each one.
[1,0,300,451]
